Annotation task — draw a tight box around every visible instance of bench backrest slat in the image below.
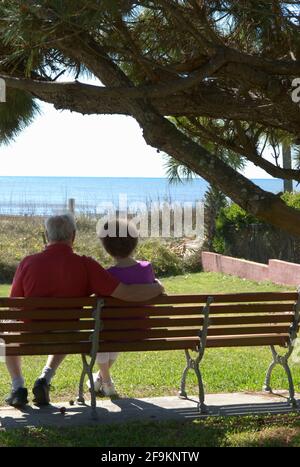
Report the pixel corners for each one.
[0,297,98,355]
[0,309,94,320]
[103,292,297,306]
[0,292,297,354]
[98,325,291,341]
[100,314,293,330]
[0,297,97,308]
[2,332,92,344]
[101,302,295,318]
[0,321,95,332]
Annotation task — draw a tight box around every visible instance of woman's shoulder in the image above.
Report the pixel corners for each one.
[136,260,152,268]
[109,260,152,270]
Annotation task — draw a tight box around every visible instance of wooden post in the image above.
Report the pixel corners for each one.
[68,198,75,214]
[282,143,293,193]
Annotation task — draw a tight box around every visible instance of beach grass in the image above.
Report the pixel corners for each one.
[0,216,196,282]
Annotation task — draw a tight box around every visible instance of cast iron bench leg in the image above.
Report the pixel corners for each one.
[77,365,86,405]
[178,296,213,414]
[263,347,297,409]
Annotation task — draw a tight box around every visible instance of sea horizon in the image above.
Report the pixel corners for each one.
[0,175,293,216]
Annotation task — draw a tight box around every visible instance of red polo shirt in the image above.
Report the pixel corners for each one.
[10,243,120,298]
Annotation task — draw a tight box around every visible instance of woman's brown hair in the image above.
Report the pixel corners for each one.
[100,219,138,258]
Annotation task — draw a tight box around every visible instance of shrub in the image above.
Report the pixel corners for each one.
[281,192,300,210]
[0,261,17,283]
[136,240,185,277]
[182,249,203,273]
[213,192,300,260]
[0,216,200,282]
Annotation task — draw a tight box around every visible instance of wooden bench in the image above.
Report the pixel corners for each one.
[0,290,299,418]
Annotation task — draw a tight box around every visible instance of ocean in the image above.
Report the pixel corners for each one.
[0,176,287,215]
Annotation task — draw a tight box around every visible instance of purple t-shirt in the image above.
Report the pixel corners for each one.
[107,261,155,284]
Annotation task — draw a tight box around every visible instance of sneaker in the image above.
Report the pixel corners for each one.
[86,373,103,393]
[5,387,28,408]
[102,381,117,397]
[32,378,50,406]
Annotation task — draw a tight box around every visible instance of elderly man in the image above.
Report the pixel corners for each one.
[6,214,163,408]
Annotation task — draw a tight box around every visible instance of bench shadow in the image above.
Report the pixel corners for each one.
[0,402,107,429]
[1,396,299,429]
[109,395,300,420]
[182,400,300,419]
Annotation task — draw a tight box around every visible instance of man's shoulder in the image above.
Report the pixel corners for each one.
[79,254,102,268]
[19,250,46,266]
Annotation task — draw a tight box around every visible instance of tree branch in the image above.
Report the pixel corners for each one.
[50,37,300,237]
[2,72,296,137]
[192,119,300,181]
[0,75,131,115]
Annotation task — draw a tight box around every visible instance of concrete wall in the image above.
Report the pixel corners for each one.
[202,252,300,286]
[268,260,300,286]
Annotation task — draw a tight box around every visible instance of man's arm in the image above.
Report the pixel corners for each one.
[111,280,164,302]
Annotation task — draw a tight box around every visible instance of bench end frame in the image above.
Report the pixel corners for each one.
[178,296,213,414]
[77,298,104,420]
[263,288,300,409]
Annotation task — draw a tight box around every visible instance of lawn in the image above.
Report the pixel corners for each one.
[0,272,298,447]
[1,414,300,447]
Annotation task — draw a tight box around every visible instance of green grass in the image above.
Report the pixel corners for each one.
[0,284,10,296]
[0,273,298,447]
[162,271,292,294]
[1,414,300,447]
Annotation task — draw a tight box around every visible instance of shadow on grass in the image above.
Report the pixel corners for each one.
[1,409,300,447]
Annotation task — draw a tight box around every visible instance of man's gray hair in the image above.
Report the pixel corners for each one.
[45,213,76,242]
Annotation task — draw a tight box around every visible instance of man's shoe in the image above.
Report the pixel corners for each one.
[5,387,28,408]
[32,378,50,406]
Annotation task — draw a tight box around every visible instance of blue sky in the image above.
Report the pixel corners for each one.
[0,100,273,179]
